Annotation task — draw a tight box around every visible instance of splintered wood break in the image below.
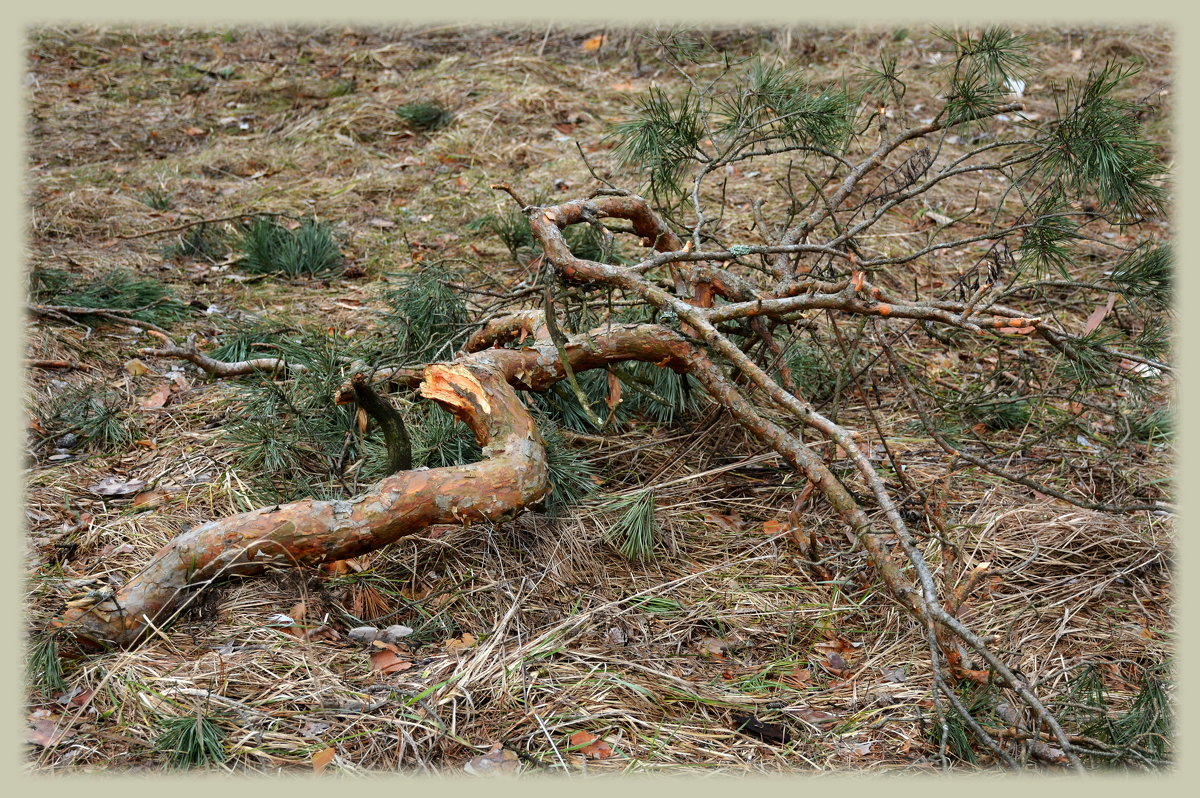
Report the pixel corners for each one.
[420,364,493,416]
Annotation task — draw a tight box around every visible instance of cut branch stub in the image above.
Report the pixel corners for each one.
[54,360,548,649]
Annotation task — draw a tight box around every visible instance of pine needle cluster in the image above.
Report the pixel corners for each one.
[395,102,453,131]
[601,490,658,560]
[1026,63,1167,221]
[238,217,343,278]
[378,261,471,363]
[153,713,228,768]
[29,267,189,327]
[35,382,144,453]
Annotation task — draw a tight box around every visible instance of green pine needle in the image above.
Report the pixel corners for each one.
[539,422,597,516]
[395,102,453,131]
[30,267,189,327]
[1110,244,1172,311]
[1028,62,1166,220]
[379,262,470,363]
[27,634,66,694]
[602,490,658,560]
[153,713,228,768]
[239,217,343,277]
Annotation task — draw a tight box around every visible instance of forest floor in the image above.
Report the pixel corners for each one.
[23,24,1173,774]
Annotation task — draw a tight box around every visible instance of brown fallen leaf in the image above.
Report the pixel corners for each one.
[568,730,613,759]
[444,632,477,652]
[703,511,743,532]
[733,714,791,745]
[698,637,732,658]
[140,384,173,409]
[761,519,787,536]
[783,666,812,689]
[1082,292,1119,336]
[369,649,414,674]
[27,710,74,748]
[312,746,336,773]
[124,358,152,376]
[580,33,606,52]
[132,490,169,509]
[605,369,622,411]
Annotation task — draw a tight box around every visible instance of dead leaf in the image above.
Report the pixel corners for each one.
[131,490,169,509]
[27,710,74,748]
[367,218,395,228]
[140,384,173,409]
[793,706,837,727]
[609,81,640,92]
[568,730,613,759]
[89,477,148,497]
[605,369,623,411]
[1082,292,1119,335]
[580,33,606,52]
[369,649,414,674]
[733,714,791,745]
[1071,48,1084,62]
[124,358,152,376]
[703,511,743,532]
[184,126,206,137]
[698,637,731,658]
[605,626,627,645]
[444,632,477,652]
[783,666,812,689]
[288,601,307,622]
[464,743,521,775]
[761,519,787,536]
[311,746,336,773]
[356,406,369,434]
[847,740,874,757]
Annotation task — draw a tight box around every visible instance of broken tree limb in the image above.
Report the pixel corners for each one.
[55,358,549,649]
[334,373,413,473]
[53,323,694,649]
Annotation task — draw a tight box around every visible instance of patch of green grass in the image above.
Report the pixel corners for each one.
[625,596,684,614]
[238,217,343,278]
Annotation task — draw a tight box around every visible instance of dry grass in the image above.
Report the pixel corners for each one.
[23,24,1172,774]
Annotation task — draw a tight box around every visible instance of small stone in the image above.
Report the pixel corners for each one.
[381,624,413,643]
[348,626,379,644]
[55,433,79,449]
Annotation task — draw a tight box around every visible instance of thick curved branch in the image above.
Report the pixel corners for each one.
[53,324,692,649]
